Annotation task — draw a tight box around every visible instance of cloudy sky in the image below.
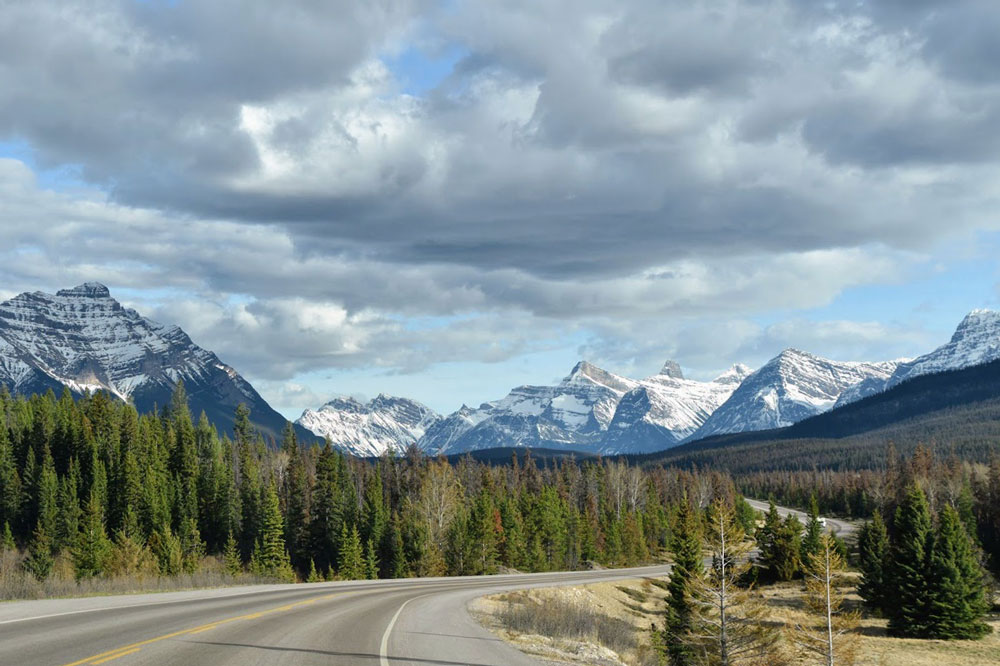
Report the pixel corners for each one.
[2,0,999,418]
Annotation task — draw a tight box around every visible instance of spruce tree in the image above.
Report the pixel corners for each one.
[664,496,703,666]
[1,521,14,552]
[801,494,823,562]
[73,491,112,580]
[365,538,379,580]
[251,483,294,582]
[924,504,991,639]
[857,510,889,614]
[222,531,242,577]
[886,484,933,638]
[23,520,54,581]
[338,524,365,580]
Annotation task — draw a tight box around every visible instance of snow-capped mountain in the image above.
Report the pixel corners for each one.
[600,362,753,453]
[835,309,1000,408]
[692,349,899,439]
[420,361,639,455]
[890,309,1000,387]
[296,394,441,457]
[0,283,302,441]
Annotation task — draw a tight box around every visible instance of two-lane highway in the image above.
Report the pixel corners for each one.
[0,565,672,666]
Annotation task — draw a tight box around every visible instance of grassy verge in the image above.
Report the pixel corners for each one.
[473,578,666,666]
[474,573,1000,666]
[0,550,281,601]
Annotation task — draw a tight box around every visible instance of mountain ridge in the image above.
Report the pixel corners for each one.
[0,283,308,442]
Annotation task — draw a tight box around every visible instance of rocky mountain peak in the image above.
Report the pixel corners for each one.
[55,282,112,298]
[658,360,684,379]
[714,363,753,385]
[0,283,301,441]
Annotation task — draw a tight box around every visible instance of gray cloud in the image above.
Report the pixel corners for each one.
[2,0,999,408]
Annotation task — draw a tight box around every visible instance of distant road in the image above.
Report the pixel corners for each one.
[744,498,858,538]
[0,565,672,666]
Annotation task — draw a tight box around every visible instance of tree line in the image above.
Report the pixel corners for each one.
[0,383,745,588]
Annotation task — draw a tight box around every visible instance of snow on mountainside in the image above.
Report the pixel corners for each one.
[692,349,899,440]
[0,283,301,441]
[420,361,639,455]
[835,309,1000,408]
[600,362,753,453]
[890,309,1000,387]
[296,394,440,457]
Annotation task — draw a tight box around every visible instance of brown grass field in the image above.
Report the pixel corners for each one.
[475,573,1000,666]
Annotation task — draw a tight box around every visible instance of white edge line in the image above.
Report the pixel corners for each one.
[0,585,326,626]
[380,592,432,666]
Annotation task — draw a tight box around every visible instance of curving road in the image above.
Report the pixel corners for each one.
[743,498,858,538]
[0,565,672,666]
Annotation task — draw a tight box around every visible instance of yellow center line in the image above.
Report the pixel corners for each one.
[60,591,343,666]
[90,648,141,665]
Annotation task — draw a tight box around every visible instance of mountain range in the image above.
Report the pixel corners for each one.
[296,310,1000,455]
[0,283,997,457]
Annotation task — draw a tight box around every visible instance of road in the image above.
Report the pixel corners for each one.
[0,565,672,666]
[744,498,858,538]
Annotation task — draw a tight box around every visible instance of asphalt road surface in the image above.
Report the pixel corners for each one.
[744,498,858,538]
[0,565,672,666]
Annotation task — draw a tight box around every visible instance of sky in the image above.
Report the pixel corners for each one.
[2,0,1000,419]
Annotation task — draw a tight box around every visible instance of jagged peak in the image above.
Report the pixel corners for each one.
[658,360,684,379]
[56,282,111,298]
[714,363,753,384]
[952,308,1000,338]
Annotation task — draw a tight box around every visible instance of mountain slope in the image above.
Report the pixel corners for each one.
[0,283,304,442]
[638,356,1000,472]
[692,349,898,439]
[600,363,752,453]
[420,361,639,455]
[296,394,440,457]
[890,309,1000,387]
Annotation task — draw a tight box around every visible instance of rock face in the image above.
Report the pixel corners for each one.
[600,363,753,453]
[0,283,301,441]
[692,349,899,439]
[296,394,441,457]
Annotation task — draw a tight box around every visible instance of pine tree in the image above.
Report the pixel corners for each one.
[306,558,322,583]
[178,516,204,574]
[1,521,14,552]
[386,512,408,578]
[801,494,823,562]
[886,484,933,638]
[688,499,781,666]
[23,520,54,581]
[923,504,991,639]
[365,538,379,580]
[222,531,242,577]
[790,533,860,666]
[664,496,703,666]
[856,510,889,614]
[251,483,294,582]
[149,526,183,576]
[338,524,365,580]
[73,491,112,580]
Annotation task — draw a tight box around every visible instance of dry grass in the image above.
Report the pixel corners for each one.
[475,572,1000,666]
[760,574,1000,666]
[0,550,279,601]
[474,577,668,666]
